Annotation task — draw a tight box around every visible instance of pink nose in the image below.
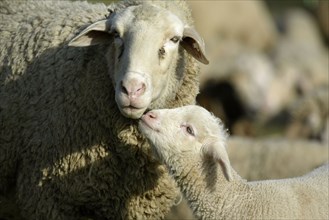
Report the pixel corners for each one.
[121,79,146,98]
[144,111,157,120]
[141,111,160,131]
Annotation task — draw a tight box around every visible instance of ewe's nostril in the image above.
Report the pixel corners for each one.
[135,83,146,96]
[121,80,146,97]
[121,81,129,95]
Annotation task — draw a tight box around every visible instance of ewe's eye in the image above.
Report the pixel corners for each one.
[170,36,180,43]
[186,126,195,136]
[111,29,123,59]
[159,47,165,57]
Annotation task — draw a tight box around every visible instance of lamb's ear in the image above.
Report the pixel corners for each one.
[181,27,209,65]
[68,19,111,47]
[204,140,232,181]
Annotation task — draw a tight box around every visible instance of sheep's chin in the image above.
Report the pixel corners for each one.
[138,121,162,149]
[119,106,147,119]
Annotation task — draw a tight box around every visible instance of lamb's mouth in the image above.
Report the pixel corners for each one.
[139,117,160,132]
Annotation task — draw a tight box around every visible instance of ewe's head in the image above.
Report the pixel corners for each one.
[138,105,232,181]
[69,3,208,119]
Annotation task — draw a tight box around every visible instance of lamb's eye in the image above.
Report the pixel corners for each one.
[171,36,180,43]
[186,126,195,136]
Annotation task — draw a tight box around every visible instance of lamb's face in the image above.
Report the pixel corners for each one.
[139,105,233,181]
[69,3,208,119]
[138,105,227,161]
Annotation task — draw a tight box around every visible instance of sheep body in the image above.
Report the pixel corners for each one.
[165,136,329,220]
[189,1,278,87]
[139,105,329,219]
[227,136,329,180]
[0,0,205,219]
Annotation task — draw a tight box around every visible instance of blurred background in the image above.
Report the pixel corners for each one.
[190,0,328,141]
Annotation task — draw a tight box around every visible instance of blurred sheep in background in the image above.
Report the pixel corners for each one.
[286,86,328,143]
[190,0,328,140]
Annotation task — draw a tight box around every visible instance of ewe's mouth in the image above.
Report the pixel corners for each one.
[126,105,140,109]
[120,106,147,119]
[122,104,144,110]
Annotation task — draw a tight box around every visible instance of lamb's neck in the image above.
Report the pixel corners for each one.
[167,156,252,219]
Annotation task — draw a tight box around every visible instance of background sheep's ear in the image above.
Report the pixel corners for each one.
[181,27,209,65]
[204,141,232,181]
[68,20,111,47]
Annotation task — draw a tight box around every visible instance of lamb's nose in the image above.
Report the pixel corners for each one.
[145,111,157,120]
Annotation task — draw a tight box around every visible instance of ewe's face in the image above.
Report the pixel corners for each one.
[138,105,226,162]
[69,3,208,119]
[108,5,185,119]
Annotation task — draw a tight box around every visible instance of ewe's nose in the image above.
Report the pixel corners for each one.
[121,78,146,98]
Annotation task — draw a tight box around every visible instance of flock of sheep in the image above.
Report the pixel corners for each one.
[192,1,328,141]
[0,0,328,219]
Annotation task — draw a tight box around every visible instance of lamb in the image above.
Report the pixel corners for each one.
[139,105,329,219]
[0,0,208,219]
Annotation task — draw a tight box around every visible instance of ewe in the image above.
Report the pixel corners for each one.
[0,0,208,219]
[139,105,329,220]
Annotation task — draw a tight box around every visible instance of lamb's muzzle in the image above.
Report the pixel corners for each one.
[140,111,160,132]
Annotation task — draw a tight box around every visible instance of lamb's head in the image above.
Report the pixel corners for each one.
[138,105,232,181]
[69,3,208,119]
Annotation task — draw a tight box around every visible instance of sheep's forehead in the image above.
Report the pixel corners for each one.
[179,106,223,137]
[113,4,184,37]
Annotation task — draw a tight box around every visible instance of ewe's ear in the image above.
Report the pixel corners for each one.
[181,27,209,65]
[203,140,232,181]
[68,20,111,47]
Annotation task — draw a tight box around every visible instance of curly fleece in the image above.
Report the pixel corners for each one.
[0,0,200,219]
